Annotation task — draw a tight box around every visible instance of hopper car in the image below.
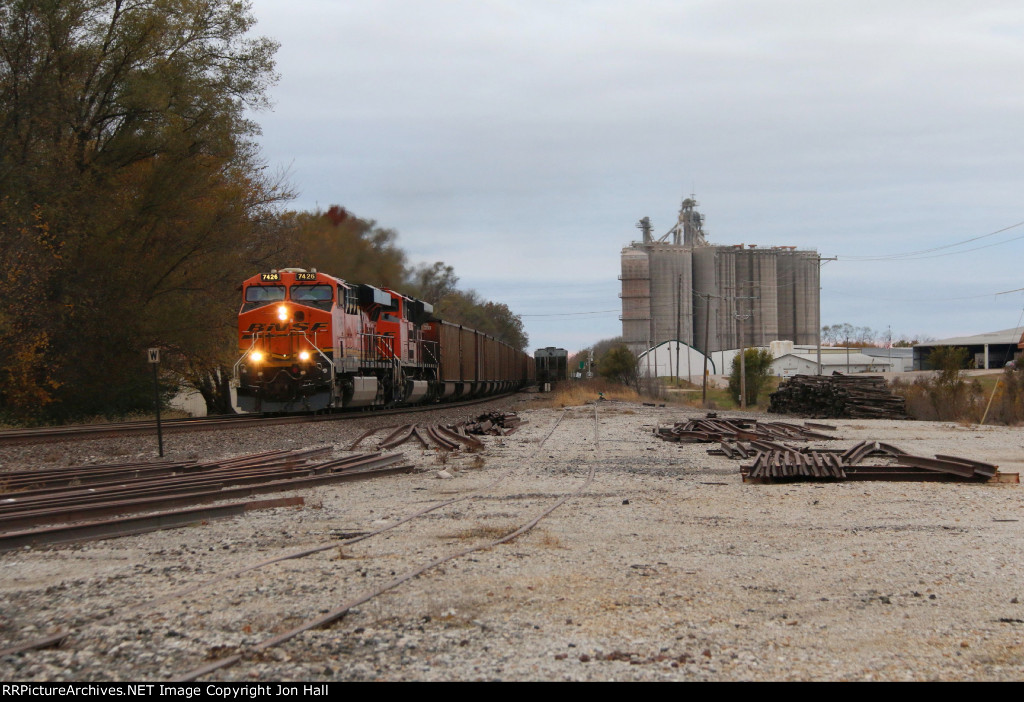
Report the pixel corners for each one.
[234,268,534,413]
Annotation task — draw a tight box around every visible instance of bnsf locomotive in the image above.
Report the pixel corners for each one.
[234,268,534,413]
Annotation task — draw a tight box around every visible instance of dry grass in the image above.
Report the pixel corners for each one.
[529,529,563,549]
[536,379,659,408]
[442,523,517,541]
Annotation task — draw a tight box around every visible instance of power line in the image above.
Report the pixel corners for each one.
[837,219,1024,261]
[823,284,1024,304]
[519,309,620,317]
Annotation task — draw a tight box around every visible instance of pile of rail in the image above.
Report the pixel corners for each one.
[348,424,486,451]
[741,440,1005,483]
[654,416,837,444]
[767,374,909,419]
[459,411,523,436]
[0,448,412,551]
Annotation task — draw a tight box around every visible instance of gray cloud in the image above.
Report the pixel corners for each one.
[250,0,1024,348]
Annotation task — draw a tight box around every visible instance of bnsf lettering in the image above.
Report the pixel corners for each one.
[244,323,329,333]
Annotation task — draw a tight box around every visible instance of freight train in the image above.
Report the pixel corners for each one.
[234,268,534,413]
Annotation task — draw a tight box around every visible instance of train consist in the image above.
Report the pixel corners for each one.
[234,268,534,413]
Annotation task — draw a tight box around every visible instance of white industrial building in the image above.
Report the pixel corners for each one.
[771,351,898,376]
[637,340,714,380]
[633,337,904,381]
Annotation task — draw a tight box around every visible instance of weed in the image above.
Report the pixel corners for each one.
[531,529,563,548]
[443,523,516,541]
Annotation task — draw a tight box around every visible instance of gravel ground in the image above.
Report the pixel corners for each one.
[0,395,1022,682]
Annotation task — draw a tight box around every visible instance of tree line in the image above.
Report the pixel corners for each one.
[0,1,525,424]
[821,324,933,348]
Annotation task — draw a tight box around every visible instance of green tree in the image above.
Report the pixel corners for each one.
[597,344,638,386]
[728,348,774,406]
[408,261,460,303]
[0,0,287,422]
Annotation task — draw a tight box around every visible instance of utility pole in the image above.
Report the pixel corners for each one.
[740,318,746,408]
[698,292,712,405]
[733,295,756,409]
[887,325,892,371]
[815,254,837,375]
[675,274,681,385]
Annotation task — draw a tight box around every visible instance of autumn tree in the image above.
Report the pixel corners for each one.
[276,206,408,289]
[0,0,287,421]
[408,261,460,303]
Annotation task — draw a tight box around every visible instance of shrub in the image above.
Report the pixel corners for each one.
[728,348,774,406]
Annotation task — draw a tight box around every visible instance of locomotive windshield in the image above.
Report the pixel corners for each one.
[242,285,285,312]
[290,284,333,311]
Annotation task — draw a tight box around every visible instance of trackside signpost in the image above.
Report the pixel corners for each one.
[148,348,164,457]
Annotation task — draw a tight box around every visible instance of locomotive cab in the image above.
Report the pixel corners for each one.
[235,268,340,412]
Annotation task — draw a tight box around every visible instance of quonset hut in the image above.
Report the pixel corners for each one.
[620,197,820,356]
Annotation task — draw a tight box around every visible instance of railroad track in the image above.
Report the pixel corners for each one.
[0,405,601,681]
[0,392,523,446]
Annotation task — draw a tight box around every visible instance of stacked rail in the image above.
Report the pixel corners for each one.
[742,440,1001,483]
[768,374,909,419]
[654,417,836,444]
[654,415,1010,483]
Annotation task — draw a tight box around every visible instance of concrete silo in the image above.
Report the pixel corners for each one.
[775,249,820,346]
[620,197,819,361]
[647,244,693,348]
[693,246,779,353]
[619,245,651,349]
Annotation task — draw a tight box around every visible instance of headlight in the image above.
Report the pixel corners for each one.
[250,351,264,363]
[299,350,311,361]
[277,305,288,321]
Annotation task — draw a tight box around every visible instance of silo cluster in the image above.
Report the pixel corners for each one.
[621,199,819,355]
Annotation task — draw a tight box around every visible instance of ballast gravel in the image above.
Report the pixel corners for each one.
[0,395,1022,681]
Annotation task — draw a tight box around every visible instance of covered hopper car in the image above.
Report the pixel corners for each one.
[234,268,534,413]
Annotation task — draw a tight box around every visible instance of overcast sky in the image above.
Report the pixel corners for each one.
[247,0,1024,351]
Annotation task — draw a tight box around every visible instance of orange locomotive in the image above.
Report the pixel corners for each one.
[234,268,533,413]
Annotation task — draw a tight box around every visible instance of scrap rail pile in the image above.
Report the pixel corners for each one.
[349,424,485,451]
[348,412,524,452]
[0,448,412,551]
[461,411,523,436]
[768,374,909,419]
[655,416,1012,483]
[654,417,837,444]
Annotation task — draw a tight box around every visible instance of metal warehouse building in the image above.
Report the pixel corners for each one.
[620,198,820,355]
[913,327,1024,370]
